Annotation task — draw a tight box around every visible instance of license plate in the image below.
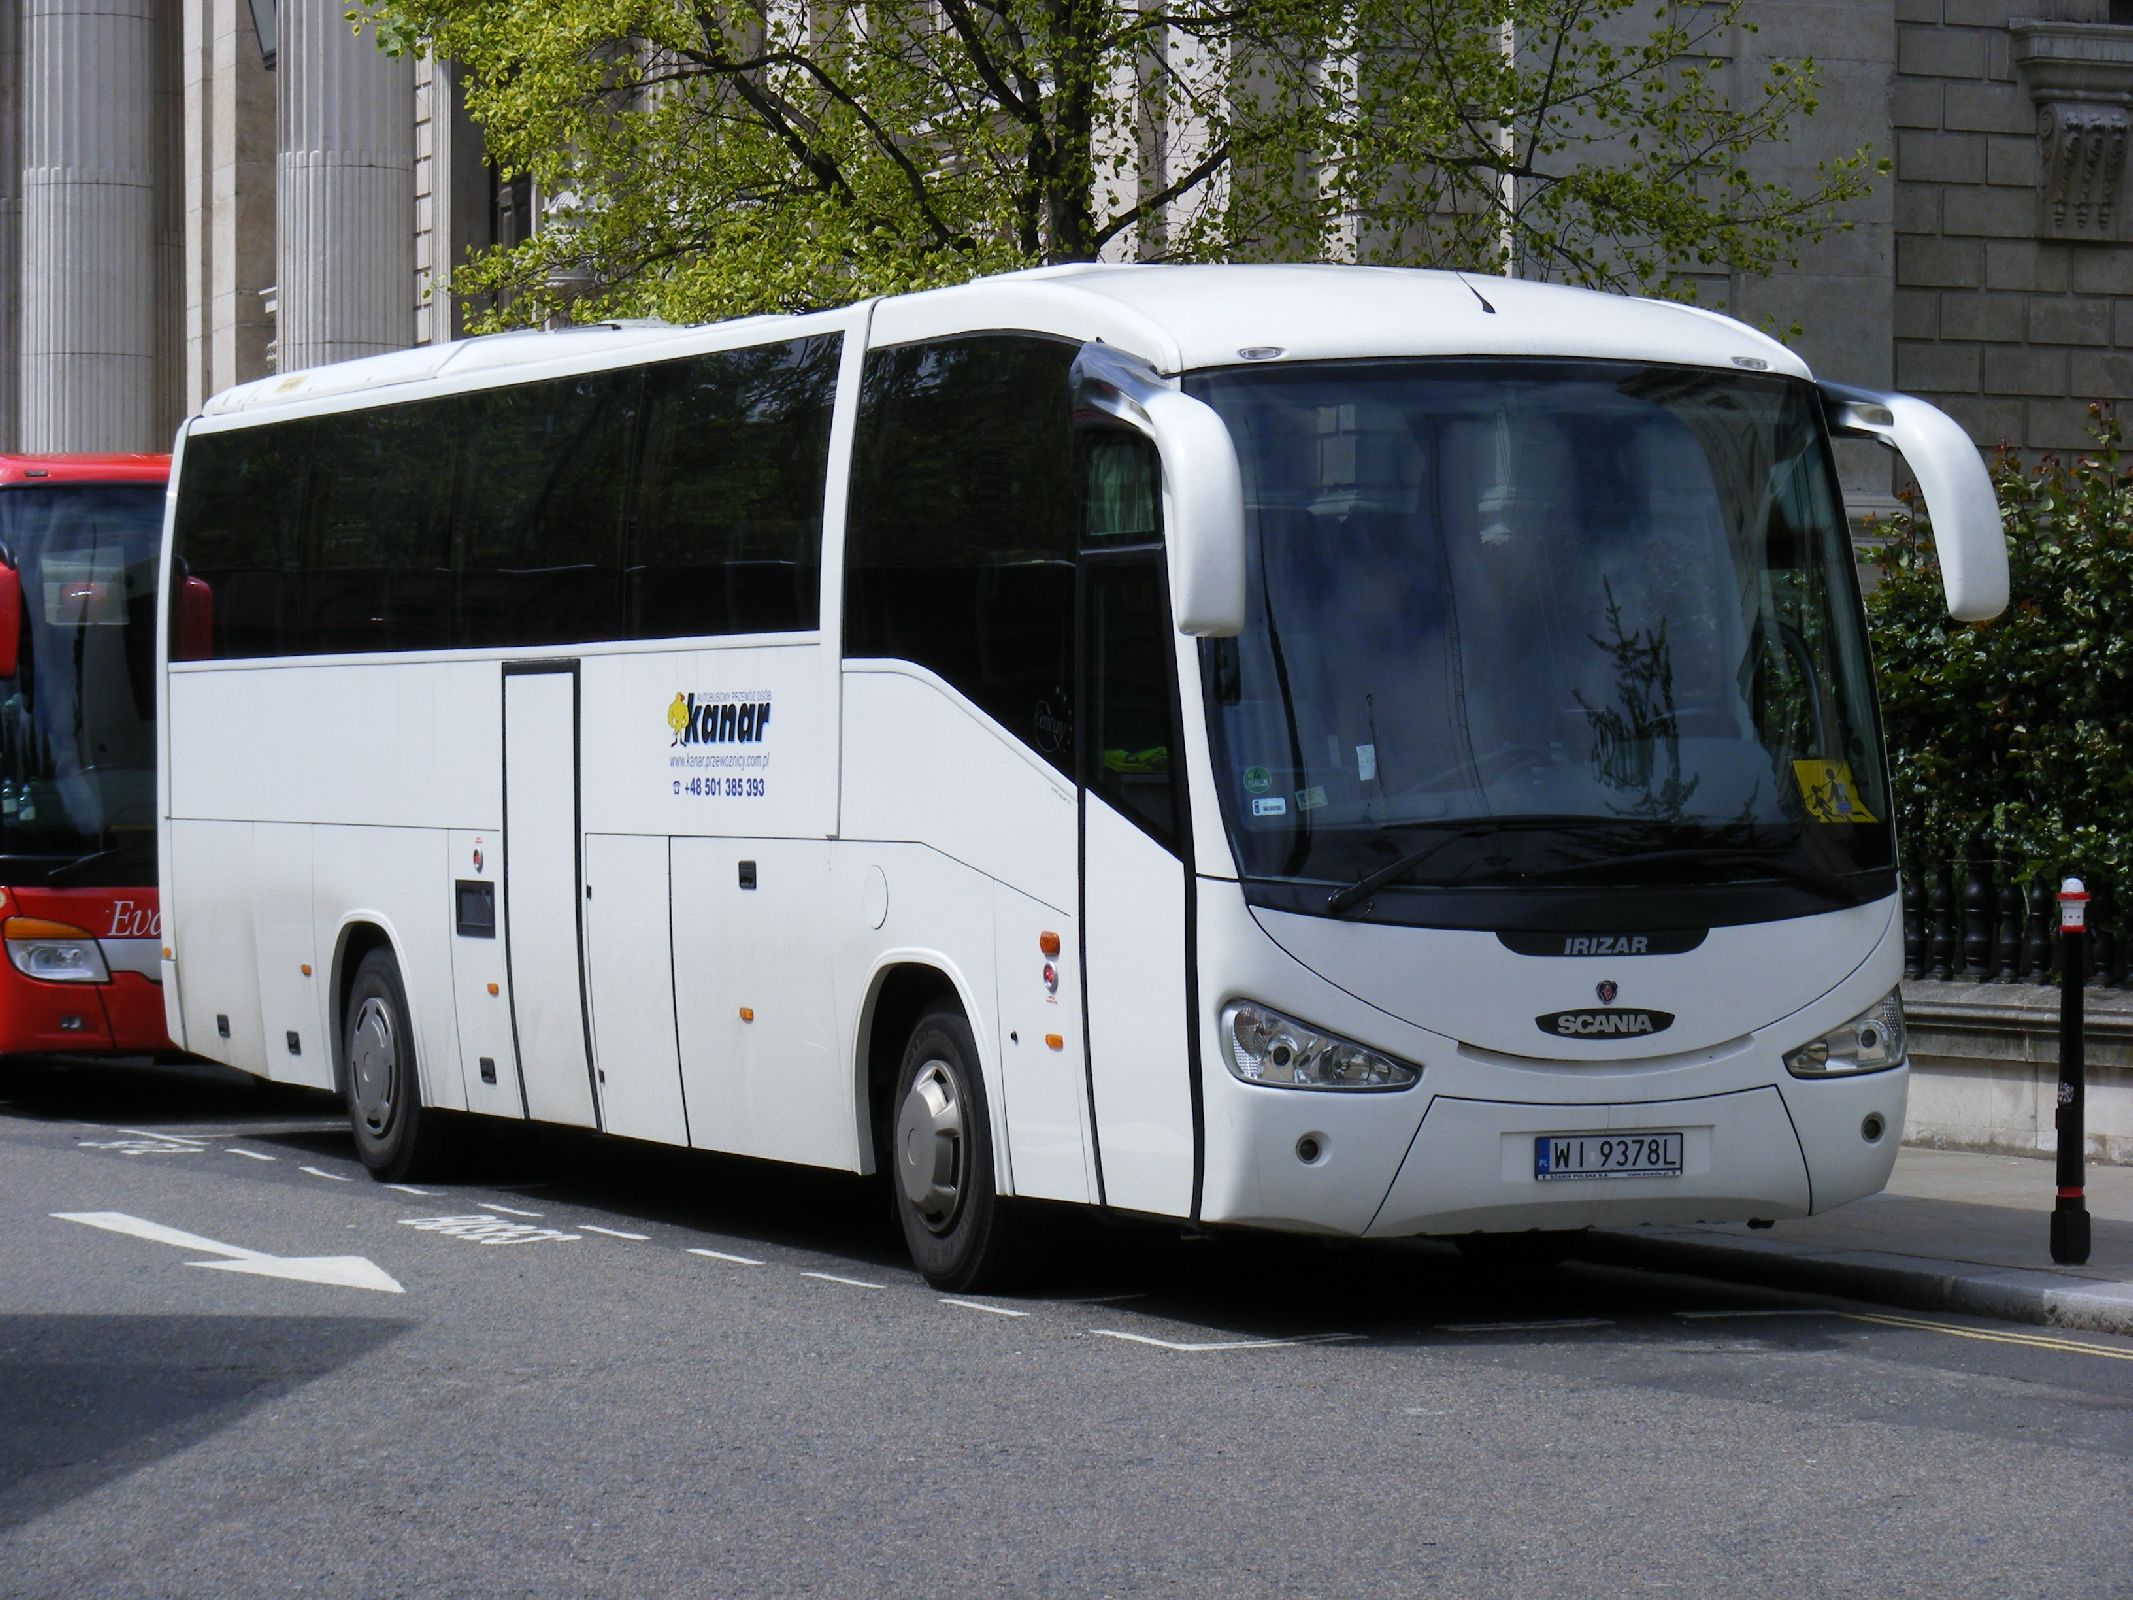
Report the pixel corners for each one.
[1534,1131,1683,1181]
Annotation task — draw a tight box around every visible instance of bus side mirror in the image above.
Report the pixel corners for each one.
[1820,382,2009,621]
[1072,345,1246,637]
[0,565,20,679]
[175,575,214,661]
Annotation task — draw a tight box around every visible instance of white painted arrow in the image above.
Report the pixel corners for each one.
[53,1211,404,1294]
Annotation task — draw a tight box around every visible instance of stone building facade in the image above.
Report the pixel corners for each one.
[3,0,2130,468]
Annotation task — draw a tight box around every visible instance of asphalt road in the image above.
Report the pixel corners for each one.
[4,1058,2130,1599]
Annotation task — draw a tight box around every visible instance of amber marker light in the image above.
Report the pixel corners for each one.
[6,916,91,940]
[739,1007,755,1023]
[1039,930,1061,957]
[486,982,499,996]
[1044,1033,1064,1051]
[300,963,312,977]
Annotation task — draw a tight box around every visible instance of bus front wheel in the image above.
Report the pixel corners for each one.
[344,947,448,1183]
[890,1007,1025,1292]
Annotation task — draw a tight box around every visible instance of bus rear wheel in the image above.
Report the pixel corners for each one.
[344,947,448,1183]
[890,1007,1026,1292]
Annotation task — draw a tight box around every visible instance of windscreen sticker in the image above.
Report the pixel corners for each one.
[1295,785,1328,813]
[1252,796,1288,817]
[1792,760,1878,823]
[1242,765,1272,795]
[1355,744,1377,783]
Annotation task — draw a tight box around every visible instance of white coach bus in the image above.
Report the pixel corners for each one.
[157,265,2006,1288]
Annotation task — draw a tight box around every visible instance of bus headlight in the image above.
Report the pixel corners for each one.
[5,917,111,983]
[1223,1002,1418,1090]
[1784,990,1905,1077]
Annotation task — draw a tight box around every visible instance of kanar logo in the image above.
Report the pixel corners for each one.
[668,691,772,748]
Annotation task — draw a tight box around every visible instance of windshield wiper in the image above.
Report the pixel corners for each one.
[42,839,150,886]
[1507,846,1857,901]
[1325,815,1622,915]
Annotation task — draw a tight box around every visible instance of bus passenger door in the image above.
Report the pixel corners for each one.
[1077,443,1198,1219]
[501,662,599,1128]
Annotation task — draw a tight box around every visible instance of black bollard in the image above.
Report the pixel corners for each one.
[2051,877,2090,1265]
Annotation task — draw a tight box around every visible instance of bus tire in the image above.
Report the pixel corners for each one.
[890,1006,1025,1292]
[344,947,447,1183]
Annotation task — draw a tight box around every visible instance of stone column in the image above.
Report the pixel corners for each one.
[184,0,276,410]
[18,0,160,452]
[277,0,413,371]
[2,0,23,448]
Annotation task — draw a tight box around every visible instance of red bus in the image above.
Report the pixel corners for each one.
[0,454,172,1059]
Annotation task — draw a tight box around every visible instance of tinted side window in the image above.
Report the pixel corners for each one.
[627,334,840,639]
[303,401,455,653]
[452,370,636,648]
[170,420,315,659]
[846,335,1076,771]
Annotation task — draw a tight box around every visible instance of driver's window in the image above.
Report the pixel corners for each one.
[1079,433,1181,849]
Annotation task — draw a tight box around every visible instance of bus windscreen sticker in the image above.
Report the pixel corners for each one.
[1790,760,1877,823]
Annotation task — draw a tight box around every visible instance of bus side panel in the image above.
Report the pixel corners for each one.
[1081,797,1193,1218]
[249,823,330,1091]
[583,831,687,1146]
[446,828,521,1119]
[840,667,1077,1199]
[577,644,835,842]
[672,836,850,1169]
[991,879,1091,1204]
[839,665,1076,913]
[829,842,1011,1192]
[167,818,266,1077]
[166,660,500,831]
[310,822,466,1114]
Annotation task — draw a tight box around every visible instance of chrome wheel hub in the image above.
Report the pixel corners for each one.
[895,1059,964,1233]
[350,995,398,1137]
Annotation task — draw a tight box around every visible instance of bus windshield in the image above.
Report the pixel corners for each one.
[1189,359,1893,910]
[0,484,163,882]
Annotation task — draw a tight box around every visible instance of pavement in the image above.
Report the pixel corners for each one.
[1581,1143,2133,1336]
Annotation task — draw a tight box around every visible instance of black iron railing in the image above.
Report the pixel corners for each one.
[1901,855,2127,987]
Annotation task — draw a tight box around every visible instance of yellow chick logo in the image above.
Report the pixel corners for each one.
[667,692,690,744]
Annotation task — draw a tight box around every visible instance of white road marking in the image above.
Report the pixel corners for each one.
[384,1183,439,1196]
[1673,1308,1833,1321]
[941,1298,1030,1318]
[801,1271,884,1290]
[299,1165,353,1182]
[580,1225,650,1241]
[82,1128,209,1156]
[399,1214,581,1245]
[1436,1318,1614,1333]
[1093,1330,1360,1352]
[479,1202,542,1217]
[53,1210,403,1293]
[225,1148,276,1162]
[1066,1292,1148,1305]
[688,1248,764,1266]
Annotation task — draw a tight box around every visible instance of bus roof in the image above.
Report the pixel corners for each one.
[0,453,169,487]
[196,264,1811,421]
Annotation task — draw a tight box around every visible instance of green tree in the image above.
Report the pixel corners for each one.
[1866,407,2133,888]
[362,0,1883,326]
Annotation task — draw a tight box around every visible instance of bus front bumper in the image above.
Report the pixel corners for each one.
[1362,1071,1903,1237]
[0,967,173,1057]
